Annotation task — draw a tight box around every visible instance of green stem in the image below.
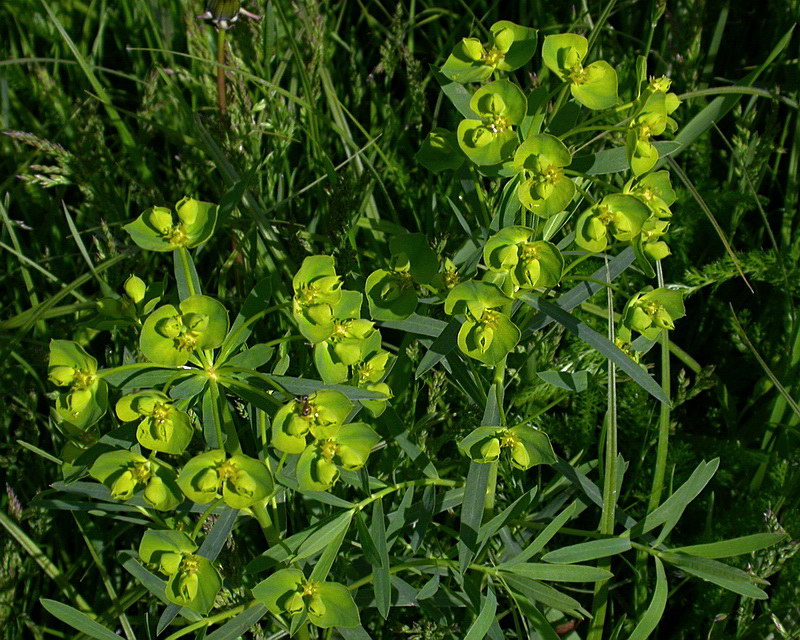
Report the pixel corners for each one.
[208,378,226,452]
[192,498,223,540]
[587,259,619,640]
[297,622,311,640]
[216,29,227,115]
[163,603,249,640]
[354,478,457,512]
[177,246,198,298]
[251,501,281,546]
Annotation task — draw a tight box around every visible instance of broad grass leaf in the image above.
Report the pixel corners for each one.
[173,247,202,301]
[504,574,588,617]
[537,370,589,392]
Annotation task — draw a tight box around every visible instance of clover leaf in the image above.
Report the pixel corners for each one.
[441,21,538,83]
[123,197,218,252]
[140,295,229,366]
[456,80,527,166]
[513,134,576,217]
[542,33,618,110]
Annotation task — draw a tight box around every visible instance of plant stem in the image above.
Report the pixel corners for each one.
[176,246,198,298]
[648,260,671,510]
[251,501,281,546]
[216,28,227,115]
[587,259,618,640]
[297,622,311,640]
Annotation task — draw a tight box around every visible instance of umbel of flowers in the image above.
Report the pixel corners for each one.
[45,197,384,623]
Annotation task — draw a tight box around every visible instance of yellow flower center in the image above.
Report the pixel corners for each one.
[486,115,510,133]
[479,309,500,328]
[596,205,616,226]
[499,431,519,449]
[482,47,504,67]
[319,439,339,461]
[167,224,189,247]
[568,64,589,85]
[132,460,152,483]
[216,460,238,481]
[71,369,95,391]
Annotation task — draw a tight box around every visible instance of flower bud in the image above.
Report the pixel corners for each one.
[124,275,147,303]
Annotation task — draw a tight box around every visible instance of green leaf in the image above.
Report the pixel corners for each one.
[459,461,490,573]
[433,68,480,118]
[415,317,461,378]
[205,605,268,640]
[416,128,465,173]
[365,269,418,321]
[658,552,769,599]
[518,293,669,405]
[504,574,588,617]
[669,533,787,559]
[499,562,612,582]
[173,246,202,301]
[309,513,350,583]
[370,497,391,619]
[541,538,631,564]
[218,277,274,361]
[40,600,121,640]
[293,510,355,564]
[571,142,681,175]
[537,370,589,392]
[571,60,618,110]
[390,233,439,284]
[464,588,497,640]
[313,582,360,628]
[252,568,306,616]
[491,21,538,71]
[635,459,719,539]
[541,33,588,79]
[627,557,667,640]
[507,502,578,563]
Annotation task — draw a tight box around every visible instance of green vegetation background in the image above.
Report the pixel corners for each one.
[0,0,798,637]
